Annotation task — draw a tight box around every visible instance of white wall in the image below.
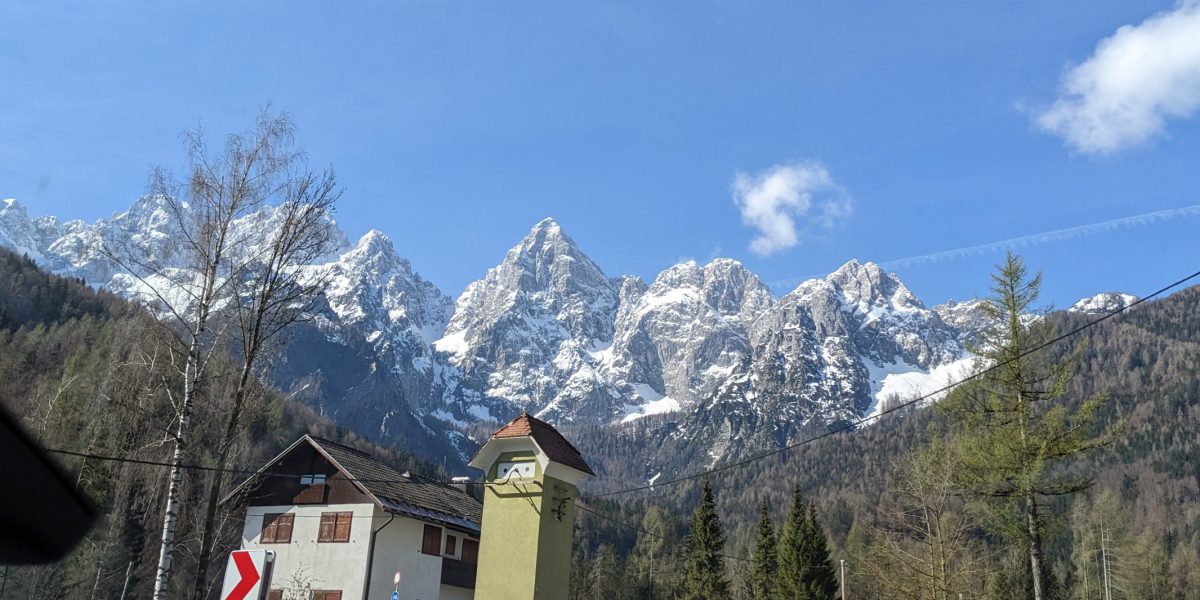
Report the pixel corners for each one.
[241,503,375,599]
[366,516,475,600]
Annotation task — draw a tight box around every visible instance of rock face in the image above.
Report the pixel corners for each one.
[2,199,1000,470]
[434,218,622,424]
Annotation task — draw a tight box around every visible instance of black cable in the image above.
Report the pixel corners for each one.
[585,267,1200,499]
[44,447,485,487]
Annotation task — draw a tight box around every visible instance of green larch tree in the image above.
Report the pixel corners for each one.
[943,252,1114,600]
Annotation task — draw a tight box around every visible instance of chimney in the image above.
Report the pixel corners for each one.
[450,476,471,493]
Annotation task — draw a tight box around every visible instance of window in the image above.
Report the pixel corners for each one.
[267,591,283,600]
[300,473,327,486]
[312,592,342,600]
[461,538,479,564]
[421,524,442,555]
[445,534,457,556]
[260,513,293,544]
[318,512,352,543]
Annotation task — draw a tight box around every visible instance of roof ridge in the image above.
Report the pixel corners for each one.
[308,435,373,458]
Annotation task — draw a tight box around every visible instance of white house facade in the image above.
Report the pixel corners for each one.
[223,436,481,600]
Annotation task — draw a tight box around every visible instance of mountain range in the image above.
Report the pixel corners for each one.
[0,197,1134,473]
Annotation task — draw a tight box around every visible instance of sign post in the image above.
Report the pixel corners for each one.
[218,549,274,600]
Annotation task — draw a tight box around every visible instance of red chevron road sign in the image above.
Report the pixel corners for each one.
[220,549,274,600]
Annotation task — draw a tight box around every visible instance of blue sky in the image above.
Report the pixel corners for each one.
[3,0,1199,307]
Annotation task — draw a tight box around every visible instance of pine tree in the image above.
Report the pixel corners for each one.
[751,500,779,600]
[684,477,730,599]
[776,488,811,599]
[803,502,839,599]
[942,252,1114,600]
[777,490,838,599]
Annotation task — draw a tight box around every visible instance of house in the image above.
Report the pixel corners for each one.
[222,435,482,600]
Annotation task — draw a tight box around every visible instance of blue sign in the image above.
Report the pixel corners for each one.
[391,592,399,600]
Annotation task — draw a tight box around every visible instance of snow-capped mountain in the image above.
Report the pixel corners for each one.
[0,197,1008,469]
[1070,292,1137,315]
[432,217,624,424]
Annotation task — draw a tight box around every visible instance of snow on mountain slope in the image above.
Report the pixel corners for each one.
[1070,292,1137,315]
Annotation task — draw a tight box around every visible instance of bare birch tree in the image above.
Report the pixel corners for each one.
[103,108,337,600]
[190,157,340,599]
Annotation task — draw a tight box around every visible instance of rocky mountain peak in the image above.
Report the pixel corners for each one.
[1070,292,1137,315]
[827,259,923,311]
[343,229,411,275]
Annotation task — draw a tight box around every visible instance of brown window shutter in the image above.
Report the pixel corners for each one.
[260,514,278,543]
[421,524,442,555]
[334,512,352,542]
[277,514,293,543]
[461,538,479,564]
[318,512,336,542]
[445,534,457,556]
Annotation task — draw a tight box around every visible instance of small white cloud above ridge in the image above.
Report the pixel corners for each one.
[1037,1,1200,154]
[731,160,851,257]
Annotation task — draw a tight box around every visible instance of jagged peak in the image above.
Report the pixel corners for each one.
[530,217,561,233]
[653,260,703,288]
[2,198,23,212]
[355,228,393,248]
[828,258,887,279]
[342,228,410,272]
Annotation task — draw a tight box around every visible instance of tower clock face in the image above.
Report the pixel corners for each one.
[496,461,536,480]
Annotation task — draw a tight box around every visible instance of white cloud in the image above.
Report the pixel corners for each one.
[731,160,850,257]
[1037,1,1200,154]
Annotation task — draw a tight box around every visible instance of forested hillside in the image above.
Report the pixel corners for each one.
[0,249,438,599]
[566,280,1200,598]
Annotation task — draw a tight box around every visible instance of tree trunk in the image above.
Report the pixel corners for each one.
[151,340,198,600]
[190,362,255,600]
[1026,492,1046,600]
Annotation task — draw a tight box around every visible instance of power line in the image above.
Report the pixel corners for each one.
[585,267,1200,499]
[44,447,481,487]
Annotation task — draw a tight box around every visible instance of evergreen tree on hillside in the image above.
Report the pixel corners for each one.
[804,502,839,598]
[752,500,779,600]
[683,477,730,599]
[942,252,1114,600]
[777,489,837,599]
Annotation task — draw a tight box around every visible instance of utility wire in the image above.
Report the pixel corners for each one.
[44,447,484,487]
[585,267,1200,499]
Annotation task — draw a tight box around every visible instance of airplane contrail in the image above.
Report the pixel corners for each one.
[770,204,1200,291]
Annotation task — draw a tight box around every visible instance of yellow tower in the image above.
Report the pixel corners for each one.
[469,411,594,599]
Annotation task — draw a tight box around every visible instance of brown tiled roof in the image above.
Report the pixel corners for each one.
[309,437,483,533]
[491,412,595,476]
